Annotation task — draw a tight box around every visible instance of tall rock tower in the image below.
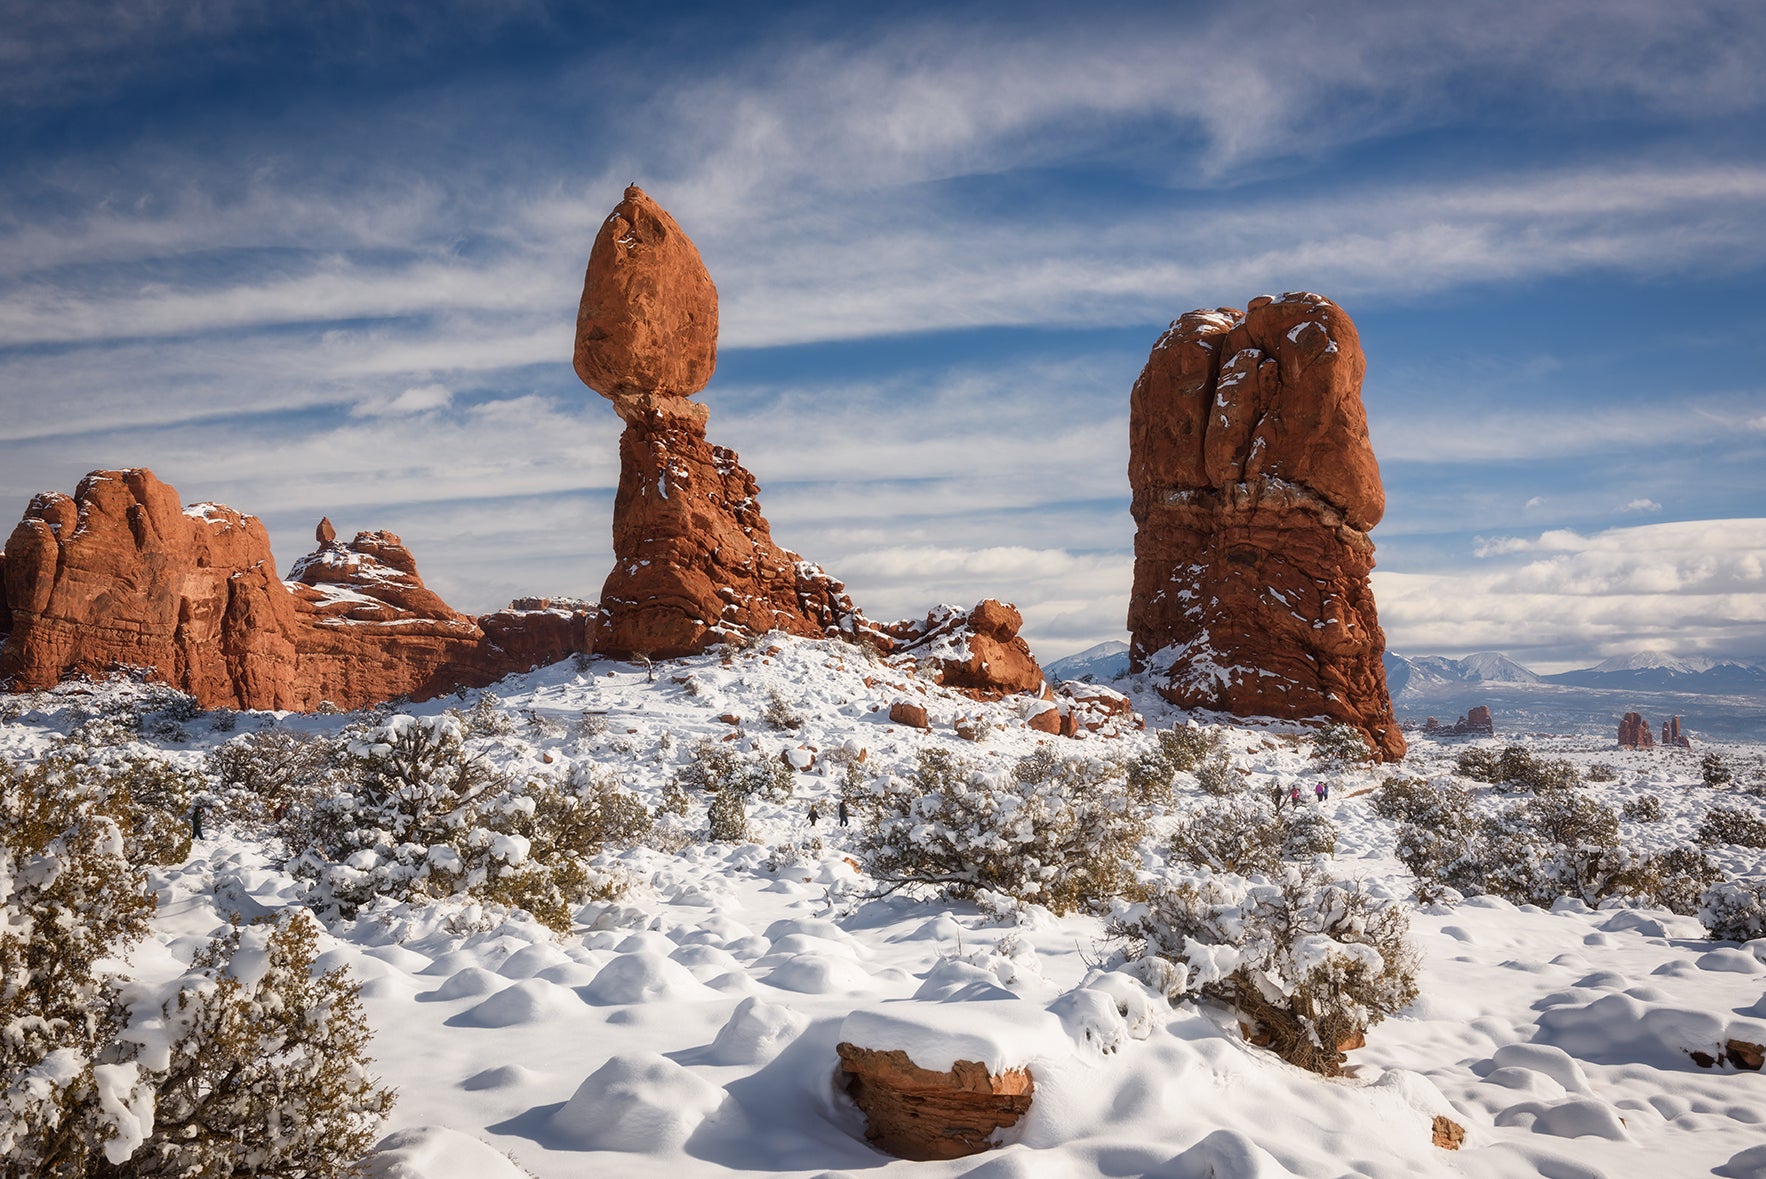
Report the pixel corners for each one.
[572,186,871,658]
[1126,292,1403,760]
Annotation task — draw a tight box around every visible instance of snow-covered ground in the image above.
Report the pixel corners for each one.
[4,636,1764,1178]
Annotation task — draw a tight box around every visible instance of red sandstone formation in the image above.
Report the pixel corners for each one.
[1126,292,1403,760]
[883,601,1044,698]
[574,187,1047,696]
[1619,712,1655,749]
[0,548,11,637]
[574,186,885,660]
[575,185,719,402]
[835,1043,1033,1161]
[0,469,589,710]
[1662,716,1691,748]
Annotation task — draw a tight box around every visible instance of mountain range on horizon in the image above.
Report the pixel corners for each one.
[1044,640,1766,697]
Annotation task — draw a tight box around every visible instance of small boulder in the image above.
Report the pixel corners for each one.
[835,1043,1033,1162]
[1431,1115,1465,1150]
[889,701,930,729]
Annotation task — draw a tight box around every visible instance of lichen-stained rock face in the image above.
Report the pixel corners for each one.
[1127,292,1403,761]
[835,1043,1034,1162]
[574,184,718,407]
[0,470,588,710]
[595,407,872,659]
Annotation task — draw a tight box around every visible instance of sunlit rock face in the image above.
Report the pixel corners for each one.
[1127,292,1403,761]
[573,187,1045,700]
[0,468,587,709]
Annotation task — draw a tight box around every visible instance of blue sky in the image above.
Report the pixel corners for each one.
[3,0,1764,671]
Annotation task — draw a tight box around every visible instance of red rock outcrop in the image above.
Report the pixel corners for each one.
[574,188,1046,698]
[835,1043,1033,1161]
[1663,716,1691,748]
[882,601,1044,698]
[0,548,11,637]
[1126,292,1403,761]
[0,469,590,710]
[1619,712,1654,749]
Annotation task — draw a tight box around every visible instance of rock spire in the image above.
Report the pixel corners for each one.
[1126,292,1403,760]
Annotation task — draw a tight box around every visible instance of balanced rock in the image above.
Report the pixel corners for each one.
[574,184,718,409]
[0,469,589,710]
[1126,292,1403,760]
[1619,712,1654,749]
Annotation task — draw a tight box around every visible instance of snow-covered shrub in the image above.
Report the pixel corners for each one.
[1586,762,1618,782]
[1701,752,1734,788]
[33,737,201,867]
[707,787,749,842]
[1493,746,1580,793]
[116,911,394,1175]
[0,767,391,1174]
[0,758,155,1171]
[1696,804,1766,848]
[1109,865,1420,1076]
[207,728,343,822]
[849,747,1145,914]
[1193,752,1242,797]
[1630,847,1724,916]
[1700,878,1766,942]
[1310,723,1372,768]
[1622,794,1664,822]
[577,711,610,739]
[1455,748,1500,782]
[453,692,517,738]
[1127,726,1221,803]
[287,715,625,932]
[1396,783,1704,910]
[762,690,803,731]
[1168,794,1335,875]
[674,739,792,802]
[1374,776,1456,824]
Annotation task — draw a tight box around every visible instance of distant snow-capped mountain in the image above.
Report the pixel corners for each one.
[1387,647,1766,695]
[1545,651,1766,692]
[1384,651,1541,694]
[1044,640,1131,683]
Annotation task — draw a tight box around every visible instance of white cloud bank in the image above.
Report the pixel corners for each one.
[1377,519,1766,668]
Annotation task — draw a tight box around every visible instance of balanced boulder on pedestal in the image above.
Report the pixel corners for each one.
[1127,292,1403,760]
[573,187,1046,699]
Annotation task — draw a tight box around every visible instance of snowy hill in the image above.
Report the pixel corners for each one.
[1043,639,1131,683]
[2,637,1764,1177]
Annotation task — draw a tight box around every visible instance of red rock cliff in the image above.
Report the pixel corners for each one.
[1126,293,1403,760]
[0,469,590,710]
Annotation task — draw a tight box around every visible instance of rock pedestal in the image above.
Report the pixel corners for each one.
[835,1043,1033,1161]
[1126,293,1402,760]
